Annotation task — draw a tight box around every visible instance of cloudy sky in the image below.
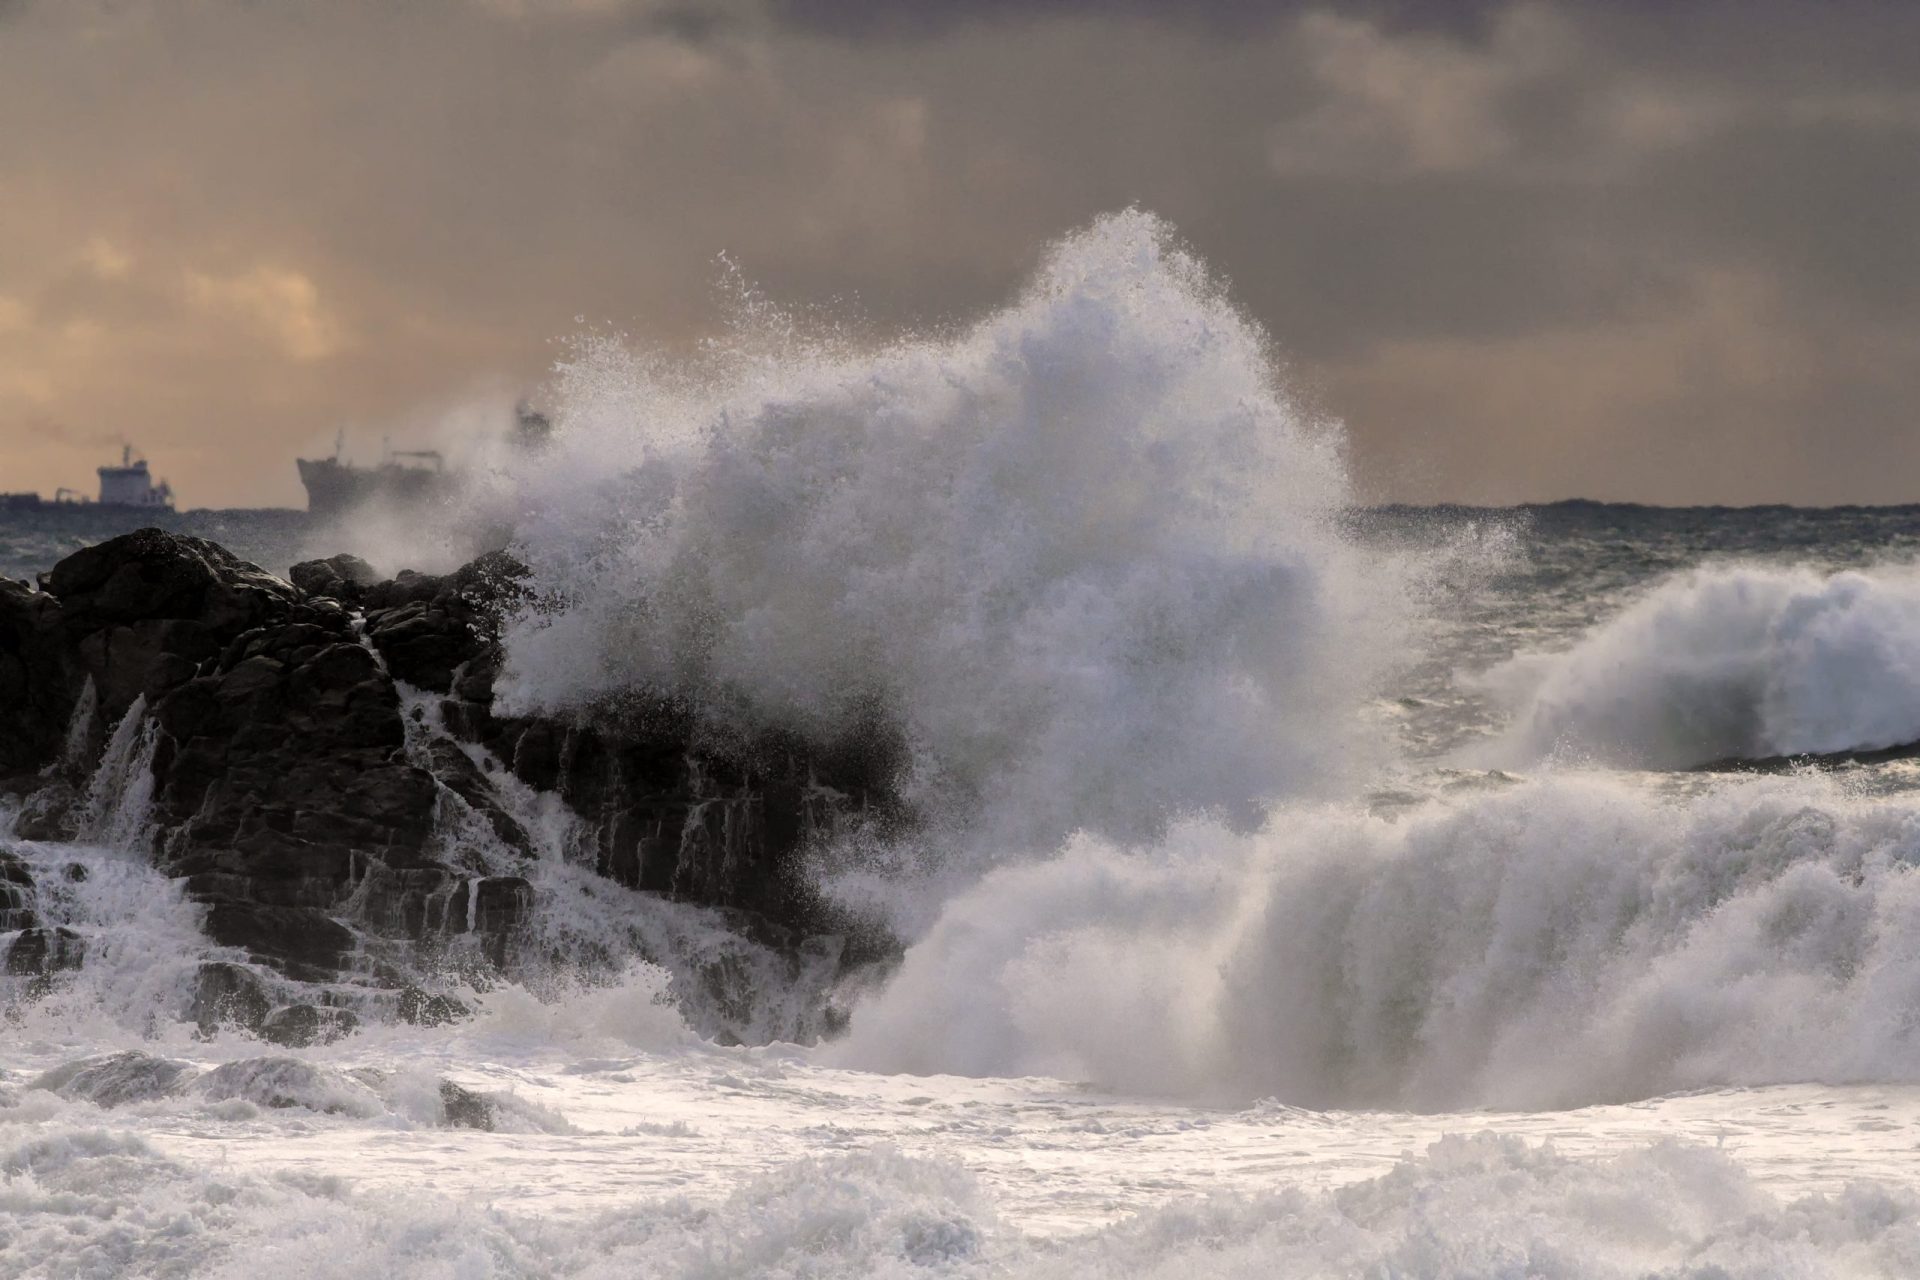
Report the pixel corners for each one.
[3,0,1916,508]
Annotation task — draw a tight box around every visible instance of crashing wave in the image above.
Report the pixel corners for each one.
[1473,562,1920,769]
[495,210,1421,877]
[835,771,1920,1110]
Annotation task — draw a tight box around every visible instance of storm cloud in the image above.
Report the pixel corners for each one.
[1,0,1915,506]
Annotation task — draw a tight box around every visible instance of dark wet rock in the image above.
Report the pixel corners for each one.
[4,926,85,976]
[188,960,274,1035]
[446,875,534,966]
[259,1003,361,1048]
[34,1051,198,1106]
[439,1079,495,1131]
[397,987,470,1027]
[448,876,534,936]
[351,862,467,940]
[199,903,356,982]
[6,778,82,843]
[0,528,902,1028]
[423,738,534,857]
[288,554,379,604]
[1691,740,1920,773]
[361,552,528,695]
[0,578,81,776]
[43,528,296,633]
[0,851,35,932]
[45,529,301,729]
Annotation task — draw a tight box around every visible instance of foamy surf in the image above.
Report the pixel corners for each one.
[8,213,1920,1279]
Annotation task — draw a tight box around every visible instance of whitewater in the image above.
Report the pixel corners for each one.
[12,212,1920,1276]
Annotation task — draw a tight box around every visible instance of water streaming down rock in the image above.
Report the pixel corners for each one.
[0,523,894,1044]
[0,212,1444,1053]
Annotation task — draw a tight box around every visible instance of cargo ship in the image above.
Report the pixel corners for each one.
[1,445,175,511]
[296,439,455,518]
[97,445,176,510]
[295,404,550,517]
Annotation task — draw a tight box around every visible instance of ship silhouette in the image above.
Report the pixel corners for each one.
[0,444,174,512]
[296,404,550,517]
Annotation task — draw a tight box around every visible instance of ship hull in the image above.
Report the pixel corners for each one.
[298,457,456,517]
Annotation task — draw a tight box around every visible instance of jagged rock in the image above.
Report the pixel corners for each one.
[4,926,85,976]
[259,1003,360,1048]
[464,875,532,966]
[2,528,900,1020]
[1,529,298,778]
[43,528,296,631]
[288,554,379,603]
[423,737,534,857]
[0,851,36,931]
[189,960,274,1035]
[361,552,527,695]
[438,1079,495,1130]
[47,528,300,725]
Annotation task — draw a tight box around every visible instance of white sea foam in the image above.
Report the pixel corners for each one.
[4,1123,1920,1279]
[1474,561,1920,768]
[16,213,1920,1274]
[835,771,1920,1110]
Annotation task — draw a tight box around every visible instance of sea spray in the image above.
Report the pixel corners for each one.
[833,771,1920,1110]
[0,841,211,1036]
[494,211,1431,930]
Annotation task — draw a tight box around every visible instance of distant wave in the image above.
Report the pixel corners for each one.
[1475,562,1920,769]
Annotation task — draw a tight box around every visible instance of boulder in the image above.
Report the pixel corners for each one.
[259,1003,360,1048]
[33,1051,197,1106]
[188,960,274,1036]
[438,1079,495,1130]
[288,554,379,604]
[0,529,300,778]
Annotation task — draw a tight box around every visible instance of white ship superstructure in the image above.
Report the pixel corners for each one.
[96,445,174,510]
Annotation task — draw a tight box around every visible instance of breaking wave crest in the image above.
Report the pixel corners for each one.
[835,772,1920,1110]
[1475,562,1920,769]
[495,210,1417,865]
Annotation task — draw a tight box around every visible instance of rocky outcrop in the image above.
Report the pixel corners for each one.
[288,553,379,604]
[0,528,896,1035]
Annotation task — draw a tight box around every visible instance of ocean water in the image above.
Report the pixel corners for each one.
[10,212,1920,1276]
